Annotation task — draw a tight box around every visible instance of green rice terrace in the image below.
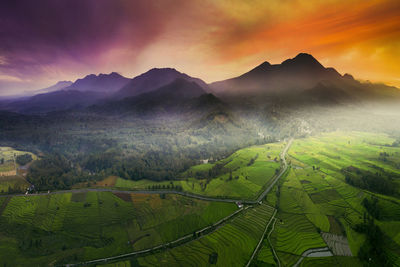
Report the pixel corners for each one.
[0,192,237,266]
[77,142,284,200]
[1,131,400,266]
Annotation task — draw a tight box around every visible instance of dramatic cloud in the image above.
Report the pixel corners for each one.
[0,0,399,95]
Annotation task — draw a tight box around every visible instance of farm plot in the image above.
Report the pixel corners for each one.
[271,212,326,256]
[137,203,275,266]
[255,239,276,266]
[286,132,400,264]
[0,192,237,266]
[321,232,352,256]
[93,142,285,200]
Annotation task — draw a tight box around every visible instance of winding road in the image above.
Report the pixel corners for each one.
[0,139,293,266]
[293,247,333,267]
[0,139,293,205]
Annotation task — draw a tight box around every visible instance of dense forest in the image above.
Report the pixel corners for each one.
[2,95,400,191]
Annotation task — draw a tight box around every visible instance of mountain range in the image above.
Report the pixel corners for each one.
[1,53,399,115]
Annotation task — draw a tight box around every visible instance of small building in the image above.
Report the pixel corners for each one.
[236,201,243,208]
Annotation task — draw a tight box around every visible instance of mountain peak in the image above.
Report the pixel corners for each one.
[147,67,179,73]
[114,68,208,99]
[67,72,130,93]
[281,53,323,68]
[254,61,272,71]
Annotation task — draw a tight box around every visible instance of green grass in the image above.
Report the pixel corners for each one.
[0,175,30,194]
[96,142,285,201]
[0,146,36,193]
[285,131,400,264]
[253,131,400,266]
[137,203,275,267]
[0,147,37,167]
[256,239,276,265]
[271,212,326,255]
[0,192,237,266]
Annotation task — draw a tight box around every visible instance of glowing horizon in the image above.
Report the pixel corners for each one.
[0,0,399,96]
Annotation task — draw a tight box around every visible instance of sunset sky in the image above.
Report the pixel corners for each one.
[1,0,400,95]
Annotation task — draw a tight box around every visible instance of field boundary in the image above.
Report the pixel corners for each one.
[246,209,277,267]
[64,205,253,266]
[268,218,280,267]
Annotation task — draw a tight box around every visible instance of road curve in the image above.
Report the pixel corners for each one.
[0,139,293,266]
[0,139,293,205]
[293,247,333,267]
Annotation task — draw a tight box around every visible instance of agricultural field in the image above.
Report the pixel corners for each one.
[255,131,400,266]
[0,147,36,193]
[179,142,284,199]
[136,203,275,267]
[83,142,284,201]
[0,191,237,266]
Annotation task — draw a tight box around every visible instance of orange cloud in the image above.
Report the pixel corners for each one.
[200,0,400,86]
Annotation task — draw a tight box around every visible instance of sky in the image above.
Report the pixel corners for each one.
[0,0,400,96]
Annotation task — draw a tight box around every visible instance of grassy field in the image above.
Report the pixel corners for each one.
[255,131,400,266]
[3,131,400,266]
[137,203,275,266]
[83,142,284,201]
[0,147,36,193]
[0,192,237,266]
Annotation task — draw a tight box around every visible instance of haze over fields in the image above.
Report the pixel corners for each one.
[0,1,400,266]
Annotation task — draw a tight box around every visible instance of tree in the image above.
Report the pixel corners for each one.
[16,154,33,165]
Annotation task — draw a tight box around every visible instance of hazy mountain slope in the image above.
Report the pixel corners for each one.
[5,90,106,114]
[33,81,73,94]
[113,68,209,99]
[210,53,342,95]
[0,73,130,114]
[65,72,130,93]
[93,78,209,115]
[210,53,400,104]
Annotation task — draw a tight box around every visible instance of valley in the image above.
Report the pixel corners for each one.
[2,1,400,265]
[0,131,399,266]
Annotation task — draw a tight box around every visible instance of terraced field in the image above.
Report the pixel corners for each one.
[0,192,237,266]
[84,142,284,200]
[255,132,400,266]
[137,203,275,266]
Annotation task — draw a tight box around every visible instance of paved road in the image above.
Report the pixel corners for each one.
[255,138,292,203]
[293,247,332,267]
[1,139,293,266]
[0,139,293,206]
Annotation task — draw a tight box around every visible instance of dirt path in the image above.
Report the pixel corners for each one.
[245,209,277,267]
[268,218,280,267]
[245,139,293,267]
